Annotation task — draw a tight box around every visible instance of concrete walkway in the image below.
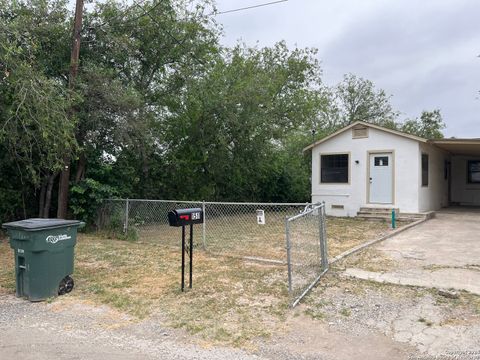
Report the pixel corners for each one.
[345,209,480,294]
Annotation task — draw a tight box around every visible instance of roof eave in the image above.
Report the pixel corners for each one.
[303,121,428,152]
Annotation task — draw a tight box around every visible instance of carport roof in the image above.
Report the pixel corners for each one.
[430,139,480,156]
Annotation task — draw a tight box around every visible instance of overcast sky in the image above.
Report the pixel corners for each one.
[212,0,479,138]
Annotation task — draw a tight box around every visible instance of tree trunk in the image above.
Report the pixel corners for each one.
[57,158,71,218]
[75,152,86,183]
[43,173,57,218]
[38,177,47,217]
[21,192,27,219]
[57,0,84,219]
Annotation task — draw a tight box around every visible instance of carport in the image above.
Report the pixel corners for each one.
[345,207,480,295]
[431,138,480,206]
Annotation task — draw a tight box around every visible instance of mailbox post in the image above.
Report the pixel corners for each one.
[168,208,203,291]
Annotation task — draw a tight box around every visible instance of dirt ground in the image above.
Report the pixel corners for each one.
[0,217,401,346]
[1,269,479,360]
[1,216,479,359]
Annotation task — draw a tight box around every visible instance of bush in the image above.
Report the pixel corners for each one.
[69,178,118,228]
[0,188,22,224]
[98,206,138,242]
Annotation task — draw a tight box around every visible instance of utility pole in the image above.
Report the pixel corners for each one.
[57,0,84,219]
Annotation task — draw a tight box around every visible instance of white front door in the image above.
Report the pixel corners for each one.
[369,153,393,204]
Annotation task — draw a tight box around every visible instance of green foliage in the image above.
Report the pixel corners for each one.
[160,42,325,201]
[69,178,118,226]
[333,73,399,127]
[0,0,447,227]
[117,226,139,242]
[0,188,22,223]
[0,0,76,186]
[400,109,445,139]
[99,209,138,242]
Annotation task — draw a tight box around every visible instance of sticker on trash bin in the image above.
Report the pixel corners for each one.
[46,234,71,244]
[18,249,24,254]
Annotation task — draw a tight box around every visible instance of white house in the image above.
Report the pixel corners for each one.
[304,121,480,217]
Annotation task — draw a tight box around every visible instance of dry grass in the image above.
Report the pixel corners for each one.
[337,246,399,272]
[326,217,405,257]
[133,215,401,261]
[75,235,292,346]
[0,217,403,347]
[0,237,15,295]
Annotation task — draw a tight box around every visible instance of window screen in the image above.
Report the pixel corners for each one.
[321,154,349,183]
[468,160,480,184]
[422,154,429,186]
[374,156,389,166]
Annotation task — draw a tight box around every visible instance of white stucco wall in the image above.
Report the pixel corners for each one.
[418,143,450,212]
[311,127,420,216]
[451,156,480,205]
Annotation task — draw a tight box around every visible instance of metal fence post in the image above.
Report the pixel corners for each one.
[285,217,293,294]
[320,202,329,271]
[124,199,129,233]
[202,200,206,250]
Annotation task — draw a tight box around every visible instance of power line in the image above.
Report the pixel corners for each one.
[214,0,288,16]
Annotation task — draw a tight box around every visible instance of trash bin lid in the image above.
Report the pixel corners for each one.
[2,218,83,231]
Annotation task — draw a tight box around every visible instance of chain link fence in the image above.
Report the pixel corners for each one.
[97,199,310,262]
[97,199,329,306]
[286,202,328,307]
[97,199,204,247]
[203,202,310,262]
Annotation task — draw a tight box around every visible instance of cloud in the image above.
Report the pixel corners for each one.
[216,0,480,137]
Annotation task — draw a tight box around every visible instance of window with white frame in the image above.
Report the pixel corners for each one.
[321,154,349,183]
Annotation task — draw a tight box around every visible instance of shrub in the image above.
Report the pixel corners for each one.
[69,178,118,228]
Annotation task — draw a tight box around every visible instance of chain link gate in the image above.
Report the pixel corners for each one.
[286,202,329,307]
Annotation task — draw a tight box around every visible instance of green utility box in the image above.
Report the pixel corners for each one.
[2,218,84,302]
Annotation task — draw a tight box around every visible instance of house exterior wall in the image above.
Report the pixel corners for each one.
[451,156,480,205]
[311,127,420,216]
[418,143,450,212]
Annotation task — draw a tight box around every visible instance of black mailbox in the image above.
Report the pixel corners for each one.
[168,207,204,292]
[168,208,203,227]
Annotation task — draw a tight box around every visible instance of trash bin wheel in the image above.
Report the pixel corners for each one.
[58,276,74,295]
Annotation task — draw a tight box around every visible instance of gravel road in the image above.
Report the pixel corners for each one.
[0,294,264,360]
[3,267,478,360]
[0,290,416,360]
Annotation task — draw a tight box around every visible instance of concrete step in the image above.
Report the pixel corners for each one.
[356,213,422,221]
[356,207,433,221]
[359,207,399,214]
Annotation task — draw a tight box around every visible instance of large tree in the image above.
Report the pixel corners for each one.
[333,73,399,127]
[0,0,220,220]
[0,0,77,218]
[400,109,445,139]
[160,42,326,201]
[70,0,219,198]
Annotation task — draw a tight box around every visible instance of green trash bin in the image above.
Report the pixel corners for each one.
[1,218,85,302]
